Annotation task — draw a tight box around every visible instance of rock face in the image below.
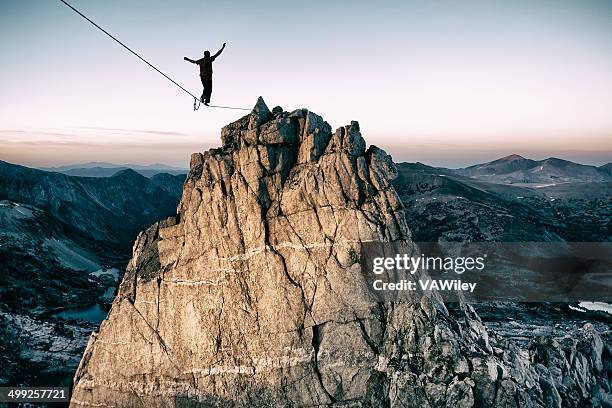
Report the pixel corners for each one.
[71,98,610,407]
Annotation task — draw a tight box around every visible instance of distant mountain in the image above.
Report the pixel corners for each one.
[392,161,455,175]
[394,162,611,242]
[42,162,185,171]
[40,162,187,178]
[0,160,184,245]
[600,163,612,177]
[453,154,611,184]
[60,167,186,178]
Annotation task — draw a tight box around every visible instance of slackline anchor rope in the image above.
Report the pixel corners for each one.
[58,0,250,112]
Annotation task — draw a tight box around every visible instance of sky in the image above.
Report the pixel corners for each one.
[1,0,611,168]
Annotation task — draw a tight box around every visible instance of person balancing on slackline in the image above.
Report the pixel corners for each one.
[184,42,226,106]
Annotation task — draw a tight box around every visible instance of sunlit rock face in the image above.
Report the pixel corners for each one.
[71,98,610,408]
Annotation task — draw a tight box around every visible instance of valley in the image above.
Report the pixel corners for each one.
[0,163,185,387]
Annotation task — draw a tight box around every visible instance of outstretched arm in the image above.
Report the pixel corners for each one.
[184,57,198,64]
[212,43,226,58]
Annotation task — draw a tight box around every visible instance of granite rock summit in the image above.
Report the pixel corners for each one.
[71,98,610,407]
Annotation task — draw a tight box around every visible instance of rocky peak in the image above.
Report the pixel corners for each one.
[218,97,363,160]
[498,154,526,162]
[70,99,610,407]
[110,167,147,181]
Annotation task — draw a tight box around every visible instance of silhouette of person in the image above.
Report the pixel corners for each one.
[184,42,226,105]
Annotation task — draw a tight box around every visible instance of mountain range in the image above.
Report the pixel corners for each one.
[393,161,611,242]
[0,161,184,244]
[0,108,610,404]
[451,154,611,184]
[39,155,612,184]
[40,162,188,178]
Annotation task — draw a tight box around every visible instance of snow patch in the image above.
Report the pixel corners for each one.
[578,302,612,316]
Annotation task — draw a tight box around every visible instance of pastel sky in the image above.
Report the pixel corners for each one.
[1,0,611,168]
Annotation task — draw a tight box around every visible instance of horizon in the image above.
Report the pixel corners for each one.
[1,0,612,168]
[2,124,611,168]
[2,150,610,172]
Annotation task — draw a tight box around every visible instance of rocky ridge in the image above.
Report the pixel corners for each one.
[70,98,610,407]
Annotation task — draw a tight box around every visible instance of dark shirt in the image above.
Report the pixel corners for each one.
[196,56,216,76]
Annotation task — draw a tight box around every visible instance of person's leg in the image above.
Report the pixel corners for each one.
[204,76,212,104]
[200,75,206,102]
